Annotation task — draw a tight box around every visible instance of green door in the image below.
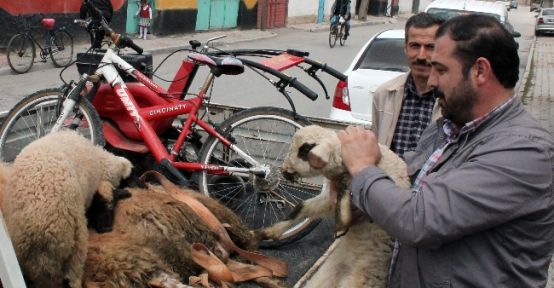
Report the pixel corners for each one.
[126,0,140,34]
[196,0,239,31]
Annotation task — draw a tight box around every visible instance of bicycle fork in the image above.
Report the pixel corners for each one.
[51,74,89,133]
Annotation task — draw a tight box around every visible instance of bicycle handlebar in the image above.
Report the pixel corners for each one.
[288,78,318,101]
[302,58,347,81]
[239,58,318,101]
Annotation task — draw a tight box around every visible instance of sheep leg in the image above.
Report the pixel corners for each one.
[148,272,195,288]
[63,213,88,288]
[256,190,332,240]
[335,187,352,238]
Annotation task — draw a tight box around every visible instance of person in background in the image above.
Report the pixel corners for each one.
[136,0,152,40]
[371,12,444,159]
[79,0,114,49]
[339,14,554,287]
[331,0,351,39]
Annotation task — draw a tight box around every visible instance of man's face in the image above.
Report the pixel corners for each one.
[405,25,440,81]
[428,35,477,126]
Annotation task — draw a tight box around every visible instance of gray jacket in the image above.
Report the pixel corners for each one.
[351,99,554,287]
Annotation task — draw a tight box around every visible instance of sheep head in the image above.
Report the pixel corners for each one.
[282,125,345,181]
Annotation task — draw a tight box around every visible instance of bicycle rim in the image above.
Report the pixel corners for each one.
[50,30,73,67]
[339,25,346,46]
[329,26,338,48]
[0,88,104,162]
[7,34,35,74]
[198,107,324,245]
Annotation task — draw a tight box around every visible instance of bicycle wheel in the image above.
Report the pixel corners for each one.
[6,34,35,74]
[198,107,323,247]
[0,88,104,162]
[339,24,346,46]
[329,25,338,48]
[49,30,73,67]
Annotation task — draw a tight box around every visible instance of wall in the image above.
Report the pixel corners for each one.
[238,0,258,28]
[287,0,360,24]
[0,0,263,45]
[288,0,318,24]
[151,0,197,35]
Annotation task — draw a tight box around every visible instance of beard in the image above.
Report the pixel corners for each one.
[435,78,478,126]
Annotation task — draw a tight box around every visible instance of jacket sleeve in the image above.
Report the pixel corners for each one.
[350,132,553,249]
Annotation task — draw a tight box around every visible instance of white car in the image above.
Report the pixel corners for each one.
[329,29,408,126]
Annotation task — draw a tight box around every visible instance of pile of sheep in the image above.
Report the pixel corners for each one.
[0,131,282,288]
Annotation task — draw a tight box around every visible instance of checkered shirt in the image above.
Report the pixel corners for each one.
[388,94,518,283]
[390,74,437,158]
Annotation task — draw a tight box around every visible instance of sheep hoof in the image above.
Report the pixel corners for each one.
[334,227,349,239]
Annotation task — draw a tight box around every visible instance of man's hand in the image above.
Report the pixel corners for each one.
[337,126,381,177]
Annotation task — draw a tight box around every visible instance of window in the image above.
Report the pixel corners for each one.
[355,38,409,72]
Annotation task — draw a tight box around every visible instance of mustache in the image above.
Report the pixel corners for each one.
[433,87,445,99]
[411,59,431,67]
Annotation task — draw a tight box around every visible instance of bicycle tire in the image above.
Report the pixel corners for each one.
[198,107,324,247]
[0,88,104,162]
[329,25,338,48]
[7,33,35,74]
[49,30,74,67]
[339,24,346,46]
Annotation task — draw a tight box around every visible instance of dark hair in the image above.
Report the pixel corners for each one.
[436,14,519,88]
[405,12,444,41]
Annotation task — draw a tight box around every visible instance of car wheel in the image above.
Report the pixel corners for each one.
[535,30,540,37]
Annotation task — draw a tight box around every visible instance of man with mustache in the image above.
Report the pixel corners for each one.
[339,14,554,287]
[371,12,443,159]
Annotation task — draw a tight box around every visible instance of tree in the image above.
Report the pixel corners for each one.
[358,0,370,20]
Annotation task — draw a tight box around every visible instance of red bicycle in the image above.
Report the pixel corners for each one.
[0,2,347,247]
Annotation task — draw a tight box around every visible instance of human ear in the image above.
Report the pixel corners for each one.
[474,57,491,85]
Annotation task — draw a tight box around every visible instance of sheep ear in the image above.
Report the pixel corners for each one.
[307,140,333,169]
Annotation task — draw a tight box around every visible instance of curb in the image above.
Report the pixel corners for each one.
[518,36,536,100]
[290,18,398,33]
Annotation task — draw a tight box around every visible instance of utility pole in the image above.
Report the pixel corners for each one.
[412,0,420,13]
[261,0,267,31]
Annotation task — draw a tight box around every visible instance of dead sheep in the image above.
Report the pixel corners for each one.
[258,125,411,287]
[2,130,133,288]
[83,182,284,288]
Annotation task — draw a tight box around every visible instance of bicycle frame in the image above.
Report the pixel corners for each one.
[76,48,267,177]
[22,21,59,57]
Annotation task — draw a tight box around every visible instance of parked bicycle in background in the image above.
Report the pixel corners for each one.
[6,15,74,74]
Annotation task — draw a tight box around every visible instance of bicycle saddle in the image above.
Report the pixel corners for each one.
[187,53,244,76]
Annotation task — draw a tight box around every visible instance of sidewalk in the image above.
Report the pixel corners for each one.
[0,15,396,77]
[523,37,554,136]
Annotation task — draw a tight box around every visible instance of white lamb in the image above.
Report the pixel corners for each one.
[258,125,411,287]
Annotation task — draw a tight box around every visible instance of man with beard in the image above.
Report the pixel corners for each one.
[371,13,443,159]
[338,14,554,287]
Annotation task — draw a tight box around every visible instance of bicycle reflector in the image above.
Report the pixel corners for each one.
[41,18,56,30]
